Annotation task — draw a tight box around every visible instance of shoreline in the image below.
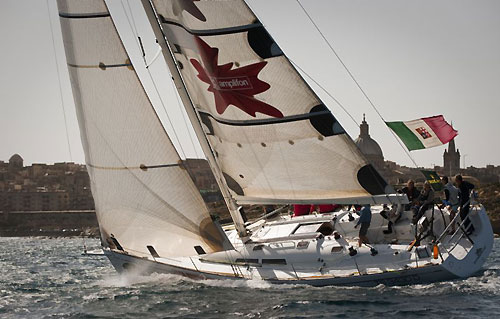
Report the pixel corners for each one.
[0,210,99,238]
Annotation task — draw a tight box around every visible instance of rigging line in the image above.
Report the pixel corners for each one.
[126,0,140,37]
[125,0,151,64]
[122,0,161,68]
[117,0,187,158]
[289,59,359,128]
[245,0,359,129]
[296,0,419,168]
[120,1,144,54]
[46,0,73,161]
[119,0,151,70]
[277,61,385,193]
[123,0,160,69]
[169,79,201,158]
[146,68,188,159]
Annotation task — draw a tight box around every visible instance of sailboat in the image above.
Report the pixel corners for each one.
[57,0,493,286]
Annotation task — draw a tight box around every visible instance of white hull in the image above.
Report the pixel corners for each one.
[103,205,493,287]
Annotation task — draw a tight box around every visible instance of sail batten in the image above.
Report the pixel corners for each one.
[57,0,232,257]
[86,163,181,170]
[67,63,133,69]
[197,108,332,126]
[59,12,110,19]
[159,15,263,36]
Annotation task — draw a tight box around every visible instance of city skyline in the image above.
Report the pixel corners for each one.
[1,0,499,168]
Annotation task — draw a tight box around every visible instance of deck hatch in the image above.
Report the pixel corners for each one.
[253,245,264,251]
[194,245,206,255]
[262,258,287,265]
[416,247,430,259]
[292,222,323,235]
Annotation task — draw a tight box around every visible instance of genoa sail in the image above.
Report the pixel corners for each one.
[145,0,404,205]
[57,0,232,257]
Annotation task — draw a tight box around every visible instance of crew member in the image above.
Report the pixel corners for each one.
[455,174,475,234]
[354,204,372,247]
[413,181,435,224]
[400,179,420,211]
[441,176,459,233]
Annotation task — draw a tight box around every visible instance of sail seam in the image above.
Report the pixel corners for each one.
[159,15,262,36]
[197,109,332,126]
[58,12,110,19]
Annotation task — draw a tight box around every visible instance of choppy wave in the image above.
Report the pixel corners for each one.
[0,237,499,318]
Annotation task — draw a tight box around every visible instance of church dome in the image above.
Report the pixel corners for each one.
[354,115,383,157]
[355,136,383,157]
[8,153,24,170]
[9,154,23,163]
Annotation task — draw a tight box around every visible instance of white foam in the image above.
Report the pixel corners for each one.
[96,272,184,288]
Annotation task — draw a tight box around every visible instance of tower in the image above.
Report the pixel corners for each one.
[443,138,460,176]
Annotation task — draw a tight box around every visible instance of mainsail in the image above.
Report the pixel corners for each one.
[57,0,232,257]
[143,0,405,205]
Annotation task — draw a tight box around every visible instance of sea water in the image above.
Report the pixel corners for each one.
[0,237,499,318]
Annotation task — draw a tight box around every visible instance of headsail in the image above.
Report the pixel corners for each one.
[144,0,405,205]
[57,0,232,257]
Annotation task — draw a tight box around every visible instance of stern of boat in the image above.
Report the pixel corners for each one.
[440,205,494,278]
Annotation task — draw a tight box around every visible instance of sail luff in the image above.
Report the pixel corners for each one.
[140,0,248,237]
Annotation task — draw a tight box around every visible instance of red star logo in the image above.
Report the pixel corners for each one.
[190,37,283,118]
[172,0,206,22]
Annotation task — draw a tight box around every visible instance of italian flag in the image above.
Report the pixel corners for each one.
[386,115,458,151]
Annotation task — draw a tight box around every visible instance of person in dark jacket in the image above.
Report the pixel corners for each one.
[400,179,420,211]
[455,174,475,234]
[412,181,435,224]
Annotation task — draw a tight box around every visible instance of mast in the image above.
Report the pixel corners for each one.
[140,0,248,237]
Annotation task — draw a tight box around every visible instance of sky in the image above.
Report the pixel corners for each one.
[0,0,499,169]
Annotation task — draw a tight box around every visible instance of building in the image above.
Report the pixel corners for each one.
[354,115,384,169]
[443,138,461,177]
[0,154,95,212]
[8,154,23,172]
[1,190,69,211]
